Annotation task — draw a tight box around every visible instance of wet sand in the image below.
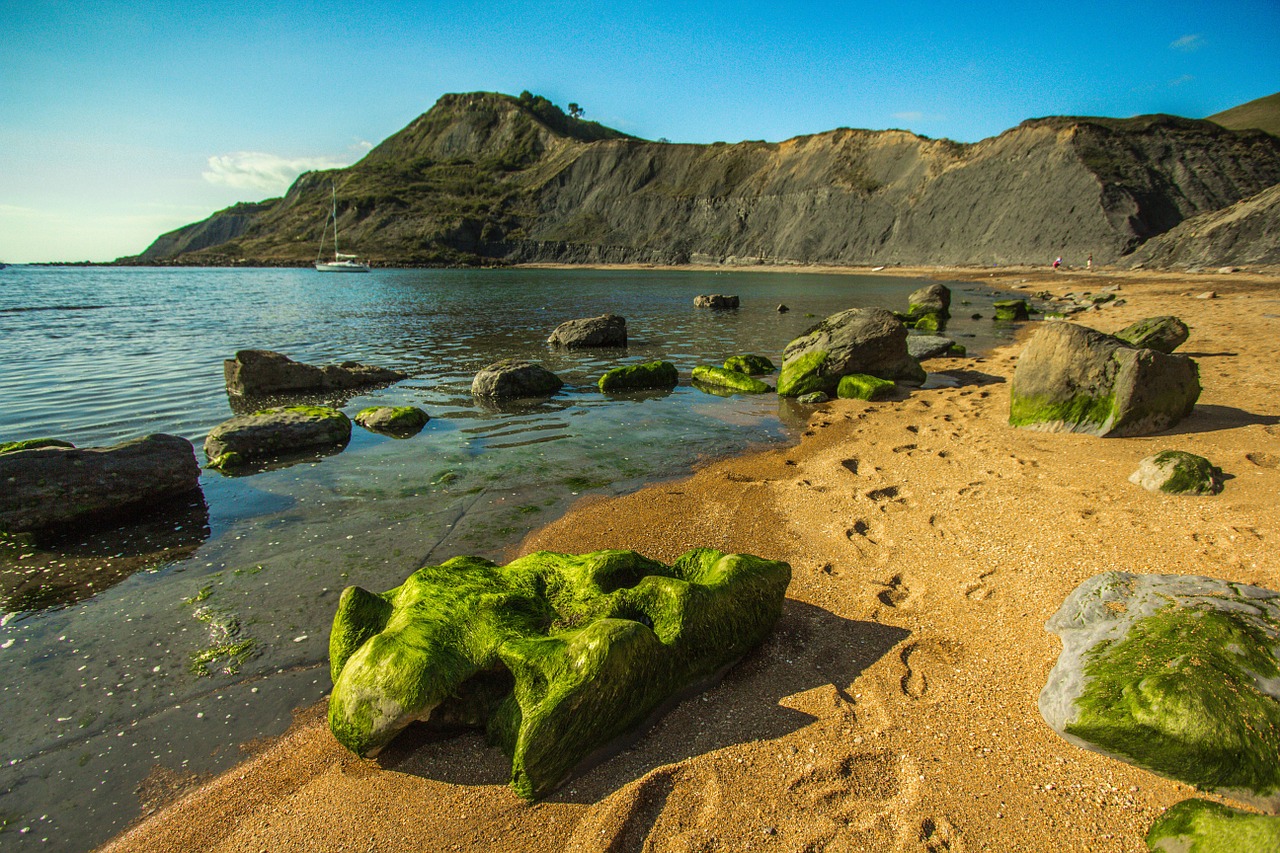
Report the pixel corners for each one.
[100,266,1280,852]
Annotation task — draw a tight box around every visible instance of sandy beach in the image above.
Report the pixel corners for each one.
[100,266,1280,852]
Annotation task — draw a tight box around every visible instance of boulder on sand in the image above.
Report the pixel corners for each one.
[1040,571,1280,812]
[223,350,407,397]
[1129,450,1223,495]
[906,335,959,361]
[204,406,352,470]
[777,306,925,397]
[1112,316,1190,354]
[547,314,627,349]
[694,294,740,309]
[328,548,791,800]
[472,359,565,399]
[0,434,201,534]
[836,374,896,401]
[1009,322,1200,437]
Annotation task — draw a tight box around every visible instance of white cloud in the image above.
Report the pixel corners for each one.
[1170,34,1203,51]
[892,111,924,122]
[202,151,353,193]
[1169,74,1195,87]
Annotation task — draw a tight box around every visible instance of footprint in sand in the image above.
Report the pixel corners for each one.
[899,638,964,700]
[785,751,900,814]
[919,815,963,852]
[864,486,909,511]
[892,443,918,455]
[962,570,996,601]
[842,458,860,475]
[877,574,909,608]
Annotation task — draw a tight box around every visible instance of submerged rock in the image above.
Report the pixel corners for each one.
[547,314,627,349]
[1146,799,1280,852]
[795,391,830,404]
[354,406,430,436]
[328,548,791,799]
[598,360,679,392]
[1129,450,1223,495]
[694,294,740,309]
[836,374,896,401]
[472,359,565,398]
[1009,322,1200,436]
[691,365,771,394]
[223,350,406,397]
[1113,316,1190,354]
[0,434,201,534]
[724,354,776,375]
[777,306,925,397]
[204,405,352,470]
[993,299,1030,321]
[1040,572,1280,811]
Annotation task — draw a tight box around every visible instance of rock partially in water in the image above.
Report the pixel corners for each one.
[906,335,959,361]
[1129,450,1223,495]
[328,548,791,799]
[547,314,627,349]
[0,438,75,454]
[1146,799,1280,852]
[993,299,1030,321]
[691,365,771,394]
[694,294,740,309]
[1009,322,1200,436]
[472,359,565,398]
[598,360,679,392]
[224,350,407,397]
[907,283,951,319]
[354,406,430,437]
[778,306,925,397]
[1113,316,1190,354]
[836,373,896,401]
[204,406,352,470]
[724,354,776,375]
[1040,571,1280,811]
[0,434,201,535]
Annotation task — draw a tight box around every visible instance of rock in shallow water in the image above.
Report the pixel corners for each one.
[777,306,925,397]
[223,349,406,397]
[547,314,627,349]
[328,548,791,799]
[598,360,678,392]
[204,405,352,470]
[354,406,430,436]
[1040,571,1280,811]
[472,359,565,398]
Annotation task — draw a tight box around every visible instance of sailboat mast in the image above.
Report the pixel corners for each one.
[331,183,339,258]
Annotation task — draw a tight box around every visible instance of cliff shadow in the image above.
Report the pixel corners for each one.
[375,599,909,801]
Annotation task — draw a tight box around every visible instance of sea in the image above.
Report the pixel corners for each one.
[0,265,1023,850]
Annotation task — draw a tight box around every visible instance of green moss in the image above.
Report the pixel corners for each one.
[328,548,791,799]
[1065,605,1280,797]
[205,451,243,470]
[836,374,896,401]
[777,350,830,397]
[723,354,775,375]
[690,365,771,394]
[0,438,75,455]
[355,406,430,433]
[1146,799,1280,852]
[948,344,967,356]
[598,360,678,392]
[912,313,944,332]
[1009,391,1117,431]
[993,299,1030,321]
[1150,451,1223,495]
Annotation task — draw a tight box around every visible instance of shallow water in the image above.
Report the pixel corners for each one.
[0,266,1022,849]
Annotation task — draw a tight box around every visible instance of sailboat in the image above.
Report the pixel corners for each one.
[315,183,370,272]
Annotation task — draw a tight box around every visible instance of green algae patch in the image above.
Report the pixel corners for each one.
[598,360,678,392]
[911,313,944,333]
[354,406,430,436]
[836,374,896,401]
[1146,799,1280,852]
[948,344,967,357]
[1131,451,1224,496]
[0,438,75,455]
[1009,391,1117,432]
[328,548,791,799]
[724,354,775,375]
[690,365,771,394]
[993,299,1030,321]
[777,350,830,397]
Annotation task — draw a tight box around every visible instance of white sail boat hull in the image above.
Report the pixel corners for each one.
[315,260,370,272]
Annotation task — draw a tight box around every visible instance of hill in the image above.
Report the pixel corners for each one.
[127,91,1280,269]
[1208,91,1280,137]
[1125,181,1280,269]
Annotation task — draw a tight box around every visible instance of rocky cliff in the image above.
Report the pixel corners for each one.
[1124,182,1280,268]
[128,91,1280,269]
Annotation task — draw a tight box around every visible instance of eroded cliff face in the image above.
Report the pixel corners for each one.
[128,92,1280,268]
[1125,182,1280,268]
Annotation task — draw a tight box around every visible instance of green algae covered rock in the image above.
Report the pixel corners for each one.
[1040,572,1280,811]
[777,307,925,397]
[1130,451,1224,495]
[354,406,430,436]
[836,374,896,401]
[724,354,775,375]
[1146,799,1280,852]
[328,548,791,799]
[912,312,944,332]
[598,360,679,392]
[204,405,351,470]
[691,365,771,394]
[0,438,75,455]
[993,299,1030,321]
[1115,316,1190,355]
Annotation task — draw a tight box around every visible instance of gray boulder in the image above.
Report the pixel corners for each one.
[204,405,352,470]
[354,406,430,436]
[1040,572,1280,811]
[906,283,950,324]
[1009,322,1200,436]
[0,434,200,534]
[1112,316,1190,354]
[472,359,565,398]
[224,350,407,397]
[906,335,959,360]
[777,306,925,397]
[1129,450,1223,495]
[694,294,740,309]
[547,314,627,349]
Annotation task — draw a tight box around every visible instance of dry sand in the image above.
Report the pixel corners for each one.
[101,267,1280,852]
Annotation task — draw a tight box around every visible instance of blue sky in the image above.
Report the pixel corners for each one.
[1,0,1276,262]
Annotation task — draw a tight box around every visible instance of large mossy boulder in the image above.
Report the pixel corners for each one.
[0,434,201,534]
[1146,799,1280,852]
[472,359,564,399]
[223,350,406,397]
[724,354,775,375]
[328,548,791,799]
[354,406,430,437]
[691,365,771,394]
[598,360,678,392]
[1040,572,1280,811]
[777,306,925,397]
[1114,316,1190,354]
[1009,322,1200,436]
[547,314,627,349]
[906,283,950,331]
[1130,451,1223,495]
[204,405,352,470]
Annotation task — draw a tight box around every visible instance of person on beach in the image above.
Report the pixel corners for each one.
[1053,257,1062,270]
[1087,253,1093,270]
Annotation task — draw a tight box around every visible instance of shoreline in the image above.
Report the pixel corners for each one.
[101,269,1280,852]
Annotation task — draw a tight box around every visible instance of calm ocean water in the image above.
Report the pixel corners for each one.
[0,266,1021,849]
